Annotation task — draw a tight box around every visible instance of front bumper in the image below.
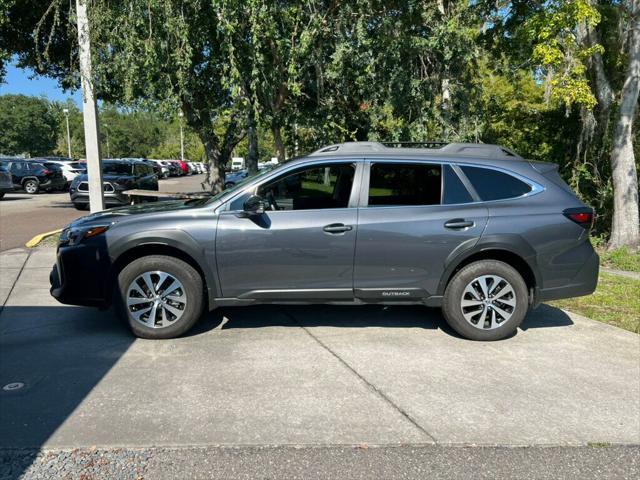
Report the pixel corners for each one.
[50,242,112,308]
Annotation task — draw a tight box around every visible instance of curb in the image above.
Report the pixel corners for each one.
[25,229,62,248]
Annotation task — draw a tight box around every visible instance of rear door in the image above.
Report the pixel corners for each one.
[354,160,488,300]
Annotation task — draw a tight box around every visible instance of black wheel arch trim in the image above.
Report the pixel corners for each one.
[107,229,219,308]
[437,234,541,296]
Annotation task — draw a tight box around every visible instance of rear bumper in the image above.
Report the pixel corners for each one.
[50,243,112,308]
[41,177,67,190]
[537,248,599,303]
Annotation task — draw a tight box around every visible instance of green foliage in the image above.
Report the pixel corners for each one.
[0,0,636,237]
[0,94,59,156]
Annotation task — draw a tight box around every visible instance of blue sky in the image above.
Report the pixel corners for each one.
[1,62,82,105]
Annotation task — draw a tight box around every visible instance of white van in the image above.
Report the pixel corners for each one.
[231,157,245,171]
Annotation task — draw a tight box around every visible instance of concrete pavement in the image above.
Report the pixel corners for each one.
[2,246,639,448]
[1,247,639,476]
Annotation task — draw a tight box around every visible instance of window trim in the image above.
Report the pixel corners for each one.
[363,160,444,208]
[219,159,364,214]
[361,158,544,209]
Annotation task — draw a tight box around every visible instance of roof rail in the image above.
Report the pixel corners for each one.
[309,141,522,160]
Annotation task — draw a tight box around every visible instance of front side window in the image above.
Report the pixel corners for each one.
[460,166,532,201]
[368,162,441,207]
[257,163,355,211]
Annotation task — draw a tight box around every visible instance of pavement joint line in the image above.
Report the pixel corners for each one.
[279,309,439,445]
[0,249,32,315]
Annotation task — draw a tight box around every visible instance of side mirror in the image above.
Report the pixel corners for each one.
[243,194,267,215]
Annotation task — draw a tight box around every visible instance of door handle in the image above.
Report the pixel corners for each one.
[323,223,353,234]
[444,218,474,229]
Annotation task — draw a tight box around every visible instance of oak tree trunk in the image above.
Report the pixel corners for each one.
[609,0,640,250]
[247,105,259,175]
[272,123,286,162]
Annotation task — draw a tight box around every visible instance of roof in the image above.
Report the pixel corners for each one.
[307,141,522,161]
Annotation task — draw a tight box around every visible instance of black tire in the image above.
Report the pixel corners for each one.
[74,203,89,211]
[23,179,39,194]
[442,260,529,341]
[224,182,235,189]
[0,193,4,200]
[116,255,204,339]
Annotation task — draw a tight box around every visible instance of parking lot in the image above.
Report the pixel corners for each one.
[0,173,207,251]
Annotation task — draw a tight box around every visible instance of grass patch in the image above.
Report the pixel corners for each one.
[34,232,60,248]
[549,272,640,334]
[591,237,640,272]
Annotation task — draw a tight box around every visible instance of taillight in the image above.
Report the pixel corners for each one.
[563,208,594,229]
[42,169,51,175]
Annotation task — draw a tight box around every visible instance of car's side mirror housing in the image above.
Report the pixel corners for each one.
[243,194,267,215]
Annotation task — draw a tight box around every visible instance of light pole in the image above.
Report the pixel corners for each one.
[178,111,185,161]
[103,123,110,158]
[63,108,72,158]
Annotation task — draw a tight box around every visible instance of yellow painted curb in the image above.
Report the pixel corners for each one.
[25,228,63,248]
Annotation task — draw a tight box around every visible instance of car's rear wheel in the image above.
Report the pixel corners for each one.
[442,260,528,341]
[116,255,204,339]
[23,179,39,194]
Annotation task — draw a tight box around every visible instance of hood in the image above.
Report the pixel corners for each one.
[68,199,209,228]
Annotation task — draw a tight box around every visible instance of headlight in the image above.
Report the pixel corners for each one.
[60,225,110,246]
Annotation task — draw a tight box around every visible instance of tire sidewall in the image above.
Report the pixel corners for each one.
[442,260,529,341]
[116,255,204,339]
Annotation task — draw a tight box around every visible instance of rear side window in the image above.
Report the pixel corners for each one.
[443,166,473,204]
[368,163,441,206]
[460,166,531,201]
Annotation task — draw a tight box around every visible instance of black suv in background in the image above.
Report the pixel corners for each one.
[69,159,158,210]
[0,158,67,194]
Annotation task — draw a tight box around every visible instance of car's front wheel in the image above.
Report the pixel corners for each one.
[116,255,204,339]
[442,260,529,341]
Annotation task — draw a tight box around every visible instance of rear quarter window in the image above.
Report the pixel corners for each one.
[460,166,532,201]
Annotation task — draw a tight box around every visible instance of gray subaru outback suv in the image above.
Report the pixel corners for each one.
[50,142,598,341]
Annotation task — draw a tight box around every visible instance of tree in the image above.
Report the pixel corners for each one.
[608,0,640,249]
[0,94,59,156]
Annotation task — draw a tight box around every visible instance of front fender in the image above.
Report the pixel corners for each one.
[107,228,219,306]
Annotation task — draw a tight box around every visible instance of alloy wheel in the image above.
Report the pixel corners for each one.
[126,270,187,328]
[460,274,516,330]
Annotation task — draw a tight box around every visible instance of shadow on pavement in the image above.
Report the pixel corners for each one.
[0,305,134,477]
[0,195,32,202]
[211,302,574,335]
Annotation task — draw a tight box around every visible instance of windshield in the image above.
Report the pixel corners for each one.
[205,164,279,205]
[102,162,133,175]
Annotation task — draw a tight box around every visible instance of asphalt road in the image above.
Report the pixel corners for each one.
[0,174,208,251]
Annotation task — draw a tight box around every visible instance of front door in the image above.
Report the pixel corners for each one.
[216,161,361,299]
[354,161,489,300]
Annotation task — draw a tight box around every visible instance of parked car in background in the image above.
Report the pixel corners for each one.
[69,159,158,210]
[176,160,189,175]
[0,158,67,194]
[162,161,182,177]
[30,158,86,186]
[142,160,166,179]
[146,159,172,178]
[0,164,15,199]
